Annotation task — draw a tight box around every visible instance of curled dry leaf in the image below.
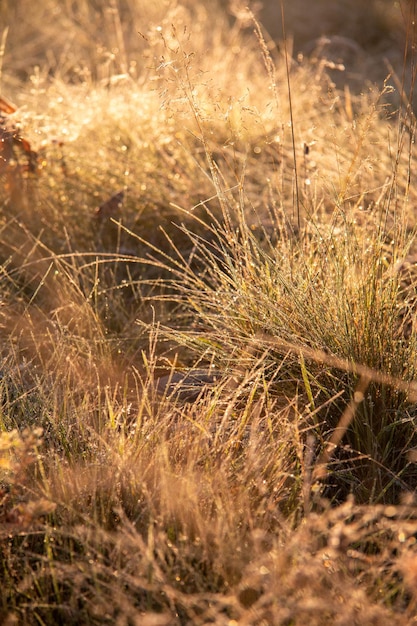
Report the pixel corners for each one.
[94,189,125,221]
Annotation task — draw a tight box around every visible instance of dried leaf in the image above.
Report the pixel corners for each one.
[0,95,16,115]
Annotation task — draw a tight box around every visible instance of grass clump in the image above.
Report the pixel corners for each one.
[159,208,417,503]
[1,0,417,624]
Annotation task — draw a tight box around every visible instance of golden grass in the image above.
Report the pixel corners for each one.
[1,0,417,623]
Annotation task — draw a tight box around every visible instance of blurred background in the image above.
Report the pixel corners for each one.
[0,0,411,95]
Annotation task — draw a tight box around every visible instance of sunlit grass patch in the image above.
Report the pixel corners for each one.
[1,0,417,623]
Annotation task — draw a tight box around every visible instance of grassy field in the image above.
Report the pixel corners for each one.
[1,0,417,623]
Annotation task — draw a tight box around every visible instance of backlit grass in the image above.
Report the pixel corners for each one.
[1,1,417,624]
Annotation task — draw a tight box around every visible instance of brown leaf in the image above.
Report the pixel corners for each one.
[94,190,125,221]
[0,95,16,115]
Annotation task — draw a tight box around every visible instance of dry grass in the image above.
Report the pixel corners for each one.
[1,0,417,624]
